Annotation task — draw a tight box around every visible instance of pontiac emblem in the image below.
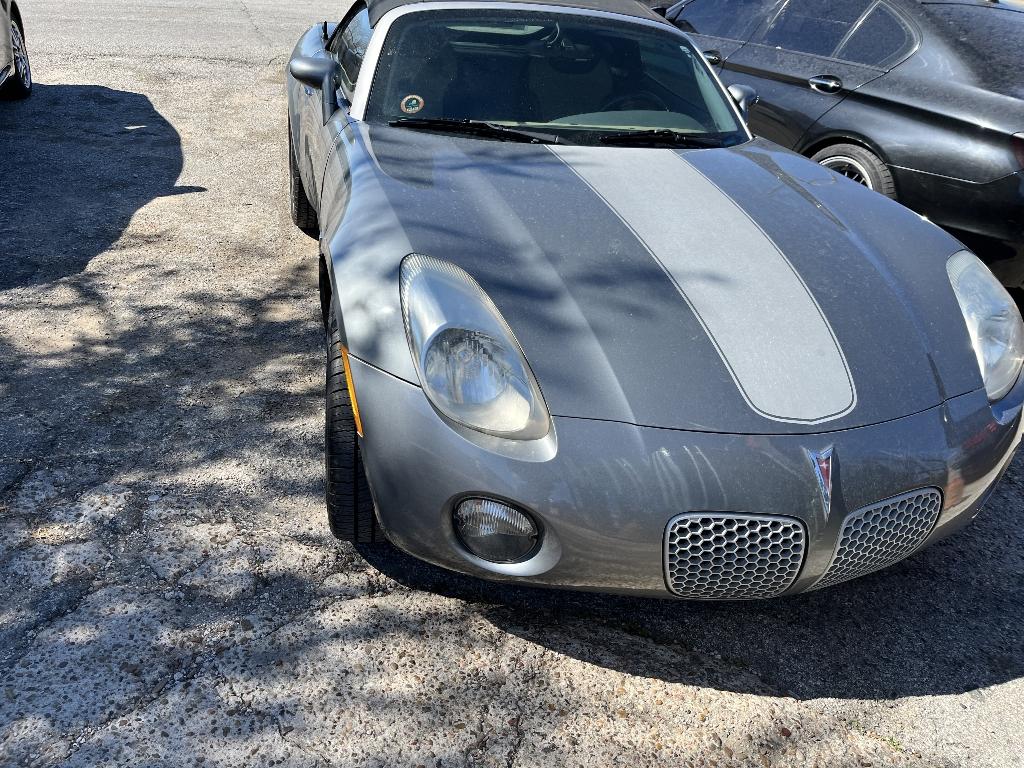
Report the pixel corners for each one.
[807,447,834,521]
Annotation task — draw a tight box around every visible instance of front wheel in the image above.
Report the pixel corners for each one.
[811,143,895,198]
[1,19,32,100]
[325,312,381,543]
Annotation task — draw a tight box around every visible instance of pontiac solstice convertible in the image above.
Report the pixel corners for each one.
[286,0,1024,598]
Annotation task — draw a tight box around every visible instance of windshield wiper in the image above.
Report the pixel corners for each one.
[598,129,724,148]
[389,118,562,145]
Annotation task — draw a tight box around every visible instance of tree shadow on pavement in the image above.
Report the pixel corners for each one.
[0,83,204,291]
[0,82,1019,768]
[357,463,1024,702]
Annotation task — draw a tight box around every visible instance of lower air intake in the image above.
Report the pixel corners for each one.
[812,488,942,590]
[665,514,806,599]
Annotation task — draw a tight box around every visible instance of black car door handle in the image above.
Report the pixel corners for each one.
[808,75,843,94]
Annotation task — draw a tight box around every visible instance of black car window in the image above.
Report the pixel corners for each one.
[671,0,781,41]
[756,0,873,56]
[835,2,914,68]
[329,5,372,92]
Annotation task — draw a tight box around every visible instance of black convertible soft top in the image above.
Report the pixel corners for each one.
[366,0,668,26]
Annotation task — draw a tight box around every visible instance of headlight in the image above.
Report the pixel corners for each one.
[947,250,1024,401]
[400,254,550,439]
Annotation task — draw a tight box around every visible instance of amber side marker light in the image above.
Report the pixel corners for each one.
[340,345,364,437]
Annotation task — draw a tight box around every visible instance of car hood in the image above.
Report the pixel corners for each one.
[331,125,981,435]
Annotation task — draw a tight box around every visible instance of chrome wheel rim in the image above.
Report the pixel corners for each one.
[820,155,873,190]
[10,22,30,89]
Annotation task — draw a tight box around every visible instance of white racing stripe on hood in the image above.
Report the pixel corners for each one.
[549,145,855,424]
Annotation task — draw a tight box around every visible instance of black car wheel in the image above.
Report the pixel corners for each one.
[812,144,895,199]
[1,19,31,100]
[325,312,381,543]
[288,124,319,237]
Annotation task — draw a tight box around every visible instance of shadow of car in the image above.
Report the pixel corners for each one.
[357,462,1024,703]
[0,83,204,291]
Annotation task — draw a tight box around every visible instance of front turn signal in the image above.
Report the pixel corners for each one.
[340,344,364,437]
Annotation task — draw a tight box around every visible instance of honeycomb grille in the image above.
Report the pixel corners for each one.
[812,488,942,590]
[665,514,806,599]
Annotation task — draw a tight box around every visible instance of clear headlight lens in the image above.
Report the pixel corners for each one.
[400,254,550,439]
[947,250,1024,401]
[454,498,540,563]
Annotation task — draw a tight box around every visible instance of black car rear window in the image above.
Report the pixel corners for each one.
[926,4,1024,96]
[670,0,782,41]
[835,2,915,68]
[758,0,874,56]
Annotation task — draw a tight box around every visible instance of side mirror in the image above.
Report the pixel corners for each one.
[727,84,759,121]
[289,55,340,90]
[289,56,343,123]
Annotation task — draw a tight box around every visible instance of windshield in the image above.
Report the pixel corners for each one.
[365,9,749,146]
[929,4,1024,97]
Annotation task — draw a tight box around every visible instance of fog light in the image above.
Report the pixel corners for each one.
[453,498,539,563]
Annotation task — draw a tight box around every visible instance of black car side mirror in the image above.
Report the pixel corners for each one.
[727,84,759,122]
[289,56,343,124]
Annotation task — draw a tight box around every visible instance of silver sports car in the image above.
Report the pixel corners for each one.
[286,0,1024,598]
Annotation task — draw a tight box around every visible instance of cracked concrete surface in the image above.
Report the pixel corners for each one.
[1,1,1022,766]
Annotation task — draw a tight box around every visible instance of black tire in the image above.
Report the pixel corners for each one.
[325,312,381,543]
[288,125,318,237]
[811,143,895,199]
[1,18,31,100]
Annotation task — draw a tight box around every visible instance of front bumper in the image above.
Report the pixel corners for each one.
[351,358,1024,598]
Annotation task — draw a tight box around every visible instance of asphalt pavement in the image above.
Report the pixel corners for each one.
[0,1,1021,766]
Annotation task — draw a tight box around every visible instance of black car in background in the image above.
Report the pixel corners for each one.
[665,0,1024,283]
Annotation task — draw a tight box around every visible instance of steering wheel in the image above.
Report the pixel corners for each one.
[601,91,670,112]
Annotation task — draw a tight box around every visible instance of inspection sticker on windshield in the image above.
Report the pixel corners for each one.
[401,95,425,114]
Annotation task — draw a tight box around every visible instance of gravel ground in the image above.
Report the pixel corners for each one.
[1,2,1022,766]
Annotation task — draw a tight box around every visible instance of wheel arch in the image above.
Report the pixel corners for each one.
[799,132,899,197]
[318,251,334,331]
[319,247,353,347]
[10,2,23,32]
[799,132,892,169]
